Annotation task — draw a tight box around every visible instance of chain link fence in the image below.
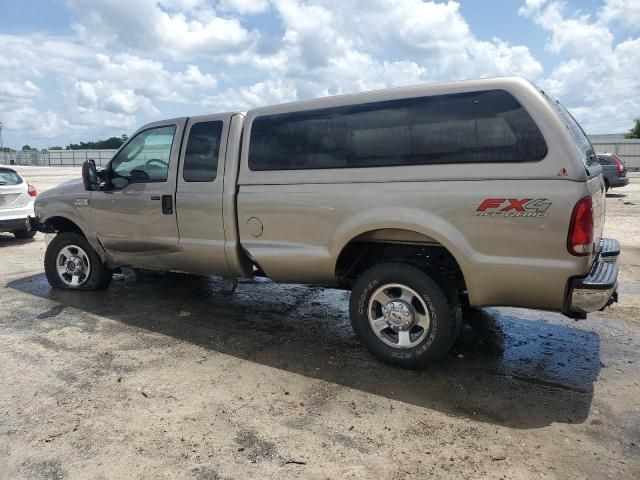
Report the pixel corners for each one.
[0,149,117,167]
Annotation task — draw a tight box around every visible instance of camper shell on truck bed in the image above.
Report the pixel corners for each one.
[33,76,619,368]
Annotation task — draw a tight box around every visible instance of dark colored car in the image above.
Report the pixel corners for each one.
[597,153,629,191]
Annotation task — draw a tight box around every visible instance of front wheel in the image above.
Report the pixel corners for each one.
[349,262,460,368]
[44,232,112,290]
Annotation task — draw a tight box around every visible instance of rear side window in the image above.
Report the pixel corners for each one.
[248,90,547,171]
[543,93,598,168]
[183,121,223,182]
[597,156,612,165]
[0,168,22,186]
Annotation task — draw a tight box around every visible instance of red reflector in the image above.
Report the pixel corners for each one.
[27,183,37,197]
[611,153,624,174]
[568,196,593,256]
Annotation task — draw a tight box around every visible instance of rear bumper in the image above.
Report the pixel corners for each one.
[564,238,620,318]
[0,216,31,232]
[609,176,629,188]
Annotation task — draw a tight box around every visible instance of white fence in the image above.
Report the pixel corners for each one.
[2,138,640,170]
[590,139,640,171]
[0,149,117,167]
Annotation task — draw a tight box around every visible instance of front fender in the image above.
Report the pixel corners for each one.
[34,183,106,261]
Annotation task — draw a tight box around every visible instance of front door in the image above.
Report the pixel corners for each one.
[89,119,186,270]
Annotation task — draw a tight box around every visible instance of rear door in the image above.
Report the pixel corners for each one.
[175,114,231,275]
[90,119,186,269]
[0,169,28,214]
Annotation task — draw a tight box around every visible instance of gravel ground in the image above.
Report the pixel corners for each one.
[0,166,638,479]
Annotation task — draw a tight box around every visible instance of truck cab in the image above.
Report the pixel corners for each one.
[36,113,253,286]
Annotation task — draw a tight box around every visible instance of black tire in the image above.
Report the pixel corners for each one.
[604,179,610,193]
[13,229,36,239]
[349,262,460,369]
[45,232,112,290]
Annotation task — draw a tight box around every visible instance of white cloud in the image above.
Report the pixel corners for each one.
[599,0,640,28]
[0,80,40,98]
[176,65,218,89]
[67,0,256,60]
[520,0,640,133]
[204,78,297,111]
[518,0,548,16]
[2,0,638,147]
[523,1,613,58]
[219,0,270,14]
[0,34,222,145]
[3,107,79,139]
[240,0,541,102]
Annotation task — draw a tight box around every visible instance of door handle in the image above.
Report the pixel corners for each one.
[150,196,160,201]
[161,195,173,214]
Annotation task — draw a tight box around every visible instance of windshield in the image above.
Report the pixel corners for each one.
[542,91,599,169]
[0,168,22,186]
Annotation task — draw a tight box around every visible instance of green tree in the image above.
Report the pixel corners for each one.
[625,118,640,139]
[49,146,63,150]
[21,145,32,150]
[66,135,129,150]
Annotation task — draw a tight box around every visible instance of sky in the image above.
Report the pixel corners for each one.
[0,0,639,149]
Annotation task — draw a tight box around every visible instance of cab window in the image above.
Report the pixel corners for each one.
[110,125,176,188]
[183,121,223,182]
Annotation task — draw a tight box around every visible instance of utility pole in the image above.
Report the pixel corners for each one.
[0,121,4,164]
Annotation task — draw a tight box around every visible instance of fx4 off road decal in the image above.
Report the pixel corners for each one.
[474,198,551,218]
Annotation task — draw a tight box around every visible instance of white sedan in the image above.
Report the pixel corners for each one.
[0,167,37,239]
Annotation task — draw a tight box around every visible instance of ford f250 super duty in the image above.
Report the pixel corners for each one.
[32,77,619,368]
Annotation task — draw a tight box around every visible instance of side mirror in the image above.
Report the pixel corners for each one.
[82,159,99,191]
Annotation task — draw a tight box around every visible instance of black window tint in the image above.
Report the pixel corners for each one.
[542,92,598,168]
[598,156,612,165]
[248,90,547,171]
[183,121,223,182]
[0,168,22,185]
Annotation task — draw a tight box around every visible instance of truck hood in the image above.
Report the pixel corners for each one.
[36,178,85,201]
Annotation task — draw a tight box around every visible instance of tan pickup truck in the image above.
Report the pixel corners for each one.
[32,76,619,368]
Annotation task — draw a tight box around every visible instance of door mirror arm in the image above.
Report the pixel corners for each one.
[98,163,115,191]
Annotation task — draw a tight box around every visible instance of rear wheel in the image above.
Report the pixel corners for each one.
[45,232,112,290]
[13,229,36,239]
[349,262,460,368]
[604,179,610,192]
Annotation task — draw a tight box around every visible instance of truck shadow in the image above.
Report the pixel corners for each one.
[0,233,36,247]
[7,271,601,430]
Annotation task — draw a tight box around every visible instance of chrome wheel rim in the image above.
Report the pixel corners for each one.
[56,245,91,287]
[368,283,431,349]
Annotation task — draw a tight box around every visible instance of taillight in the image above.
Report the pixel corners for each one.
[27,183,37,197]
[611,154,625,175]
[568,196,594,256]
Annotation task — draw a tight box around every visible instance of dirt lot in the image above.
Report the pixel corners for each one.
[1,166,639,479]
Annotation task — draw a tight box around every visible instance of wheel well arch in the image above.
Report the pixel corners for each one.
[43,216,85,236]
[334,228,467,293]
